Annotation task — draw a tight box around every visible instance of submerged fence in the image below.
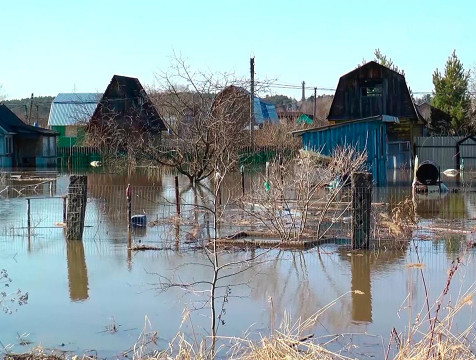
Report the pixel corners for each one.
[0,175,475,253]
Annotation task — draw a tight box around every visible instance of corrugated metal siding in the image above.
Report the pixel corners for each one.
[301,120,387,185]
[415,137,466,170]
[48,93,102,126]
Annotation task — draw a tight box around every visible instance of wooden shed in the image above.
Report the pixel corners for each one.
[292,116,387,185]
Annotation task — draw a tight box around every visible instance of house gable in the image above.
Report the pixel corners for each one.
[328,61,417,122]
[90,75,166,132]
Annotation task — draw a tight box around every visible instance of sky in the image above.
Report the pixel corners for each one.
[0,0,475,101]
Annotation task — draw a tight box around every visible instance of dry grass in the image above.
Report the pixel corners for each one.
[5,282,476,360]
[228,312,353,360]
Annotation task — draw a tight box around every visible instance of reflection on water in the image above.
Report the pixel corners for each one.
[66,240,89,301]
[350,253,372,323]
[1,169,476,358]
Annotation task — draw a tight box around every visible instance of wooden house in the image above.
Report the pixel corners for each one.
[0,104,58,168]
[292,61,427,184]
[88,75,166,143]
[328,61,424,168]
[416,102,451,135]
[213,86,279,129]
[48,93,102,147]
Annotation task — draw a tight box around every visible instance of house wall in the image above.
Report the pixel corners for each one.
[53,125,85,147]
[14,135,57,168]
[387,118,423,144]
[36,135,57,167]
[301,120,387,185]
[0,135,12,167]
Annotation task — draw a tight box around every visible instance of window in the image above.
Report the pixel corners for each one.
[5,136,13,154]
[65,126,78,137]
[361,85,382,97]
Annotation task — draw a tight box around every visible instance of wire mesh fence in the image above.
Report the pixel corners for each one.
[0,177,475,250]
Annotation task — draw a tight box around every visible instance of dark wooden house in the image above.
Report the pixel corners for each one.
[327,61,424,168]
[0,104,58,168]
[89,75,166,143]
[416,102,451,135]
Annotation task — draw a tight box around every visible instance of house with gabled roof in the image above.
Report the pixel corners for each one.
[89,75,166,135]
[292,61,427,184]
[48,93,102,147]
[213,85,279,129]
[0,104,58,168]
[416,102,451,135]
[327,61,424,144]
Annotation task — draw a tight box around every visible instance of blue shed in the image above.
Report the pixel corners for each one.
[292,116,389,185]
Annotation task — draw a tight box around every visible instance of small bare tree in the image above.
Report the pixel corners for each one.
[1,269,28,315]
[240,145,367,242]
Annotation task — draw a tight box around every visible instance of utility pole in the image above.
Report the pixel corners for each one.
[250,57,255,149]
[301,81,305,102]
[28,93,34,124]
[313,87,317,122]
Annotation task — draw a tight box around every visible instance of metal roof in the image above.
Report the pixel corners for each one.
[48,93,102,126]
[254,98,279,125]
[0,104,58,136]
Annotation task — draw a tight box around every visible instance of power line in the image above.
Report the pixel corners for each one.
[260,81,432,95]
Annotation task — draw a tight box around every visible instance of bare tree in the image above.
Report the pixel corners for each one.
[87,102,161,168]
[300,95,333,125]
[0,84,5,102]
[147,57,253,185]
[240,145,367,242]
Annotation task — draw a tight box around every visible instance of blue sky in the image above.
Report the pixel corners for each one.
[0,0,475,100]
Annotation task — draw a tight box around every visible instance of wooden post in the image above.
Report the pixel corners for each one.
[27,198,31,237]
[126,184,132,232]
[62,196,67,223]
[66,175,88,241]
[351,172,372,250]
[240,165,245,196]
[174,176,180,216]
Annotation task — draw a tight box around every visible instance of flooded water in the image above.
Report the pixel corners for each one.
[1,168,476,358]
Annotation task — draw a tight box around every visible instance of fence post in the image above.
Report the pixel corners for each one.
[126,184,132,248]
[126,184,132,232]
[351,172,372,250]
[27,198,31,237]
[174,176,180,216]
[62,196,67,223]
[66,175,88,241]
[240,165,245,196]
